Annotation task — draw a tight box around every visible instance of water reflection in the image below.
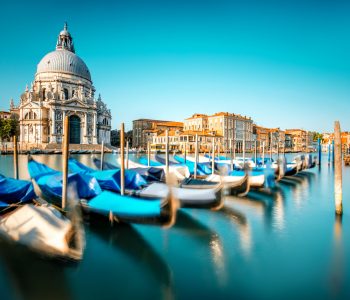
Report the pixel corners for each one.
[0,238,73,300]
[219,206,252,257]
[88,218,174,300]
[174,210,227,287]
[279,172,312,209]
[329,215,344,298]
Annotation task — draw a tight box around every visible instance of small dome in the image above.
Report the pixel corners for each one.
[59,29,71,37]
[36,50,91,81]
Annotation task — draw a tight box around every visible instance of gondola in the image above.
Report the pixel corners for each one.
[68,158,148,192]
[93,157,165,182]
[28,156,102,206]
[0,174,37,209]
[28,157,177,226]
[0,201,85,261]
[0,174,84,261]
[173,154,212,175]
[88,159,224,210]
[116,157,190,181]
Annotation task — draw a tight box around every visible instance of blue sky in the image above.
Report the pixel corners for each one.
[0,0,349,132]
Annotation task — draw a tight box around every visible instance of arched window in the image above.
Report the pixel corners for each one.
[64,88,69,100]
[102,118,108,126]
[24,112,29,119]
[42,88,46,101]
[33,112,37,119]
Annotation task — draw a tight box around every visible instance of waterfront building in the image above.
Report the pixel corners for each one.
[253,125,286,152]
[0,111,11,120]
[322,132,350,153]
[184,112,254,151]
[132,119,183,148]
[152,129,223,153]
[10,23,111,148]
[284,129,315,152]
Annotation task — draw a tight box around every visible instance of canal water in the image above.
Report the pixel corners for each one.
[0,153,349,300]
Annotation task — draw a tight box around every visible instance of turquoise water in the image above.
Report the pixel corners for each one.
[0,153,349,300]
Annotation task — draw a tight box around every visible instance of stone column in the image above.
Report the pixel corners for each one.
[93,113,98,144]
[83,113,88,144]
[51,108,56,143]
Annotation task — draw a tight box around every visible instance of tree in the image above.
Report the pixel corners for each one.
[0,118,19,141]
[313,132,323,142]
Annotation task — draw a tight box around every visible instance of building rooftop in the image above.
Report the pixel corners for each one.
[156,121,184,127]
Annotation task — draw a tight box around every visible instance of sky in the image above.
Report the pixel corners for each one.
[0,0,349,132]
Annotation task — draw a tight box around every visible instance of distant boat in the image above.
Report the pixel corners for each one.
[117,157,190,181]
[93,157,165,183]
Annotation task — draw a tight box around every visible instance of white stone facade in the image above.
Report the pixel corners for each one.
[11,23,111,147]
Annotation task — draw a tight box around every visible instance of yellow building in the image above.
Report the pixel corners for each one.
[184,112,253,151]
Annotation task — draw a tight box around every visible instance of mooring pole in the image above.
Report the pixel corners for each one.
[230,138,233,171]
[332,140,335,165]
[165,129,169,175]
[328,143,331,165]
[262,141,265,166]
[126,140,129,169]
[194,134,198,179]
[184,140,187,163]
[13,136,18,180]
[147,141,151,167]
[269,132,273,161]
[318,138,321,166]
[62,116,69,210]
[233,139,236,159]
[212,138,215,175]
[254,140,257,165]
[120,123,125,196]
[100,140,105,171]
[334,121,342,215]
[242,137,246,164]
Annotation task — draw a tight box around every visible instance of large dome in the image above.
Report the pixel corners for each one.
[36,50,91,81]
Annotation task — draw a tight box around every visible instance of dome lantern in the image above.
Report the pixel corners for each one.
[56,22,75,53]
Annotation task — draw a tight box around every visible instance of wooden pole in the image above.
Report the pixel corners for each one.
[334,121,342,215]
[233,139,236,159]
[62,116,69,210]
[262,141,265,166]
[270,132,273,161]
[230,138,233,171]
[165,129,169,175]
[211,138,215,175]
[13,136,18,179]
[328,143,331,165]
[126,140,129,169]
[332,140,335,165]
[184,140,187,163]
[242,137,246,164]
[194,134,198,179]
[254,140,257,165]
[120,123,125,196]
[100,140,104,171]
[318,138,321,166]
[147,141,150,167]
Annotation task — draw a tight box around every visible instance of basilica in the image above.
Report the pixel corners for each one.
[10,23,111,147]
